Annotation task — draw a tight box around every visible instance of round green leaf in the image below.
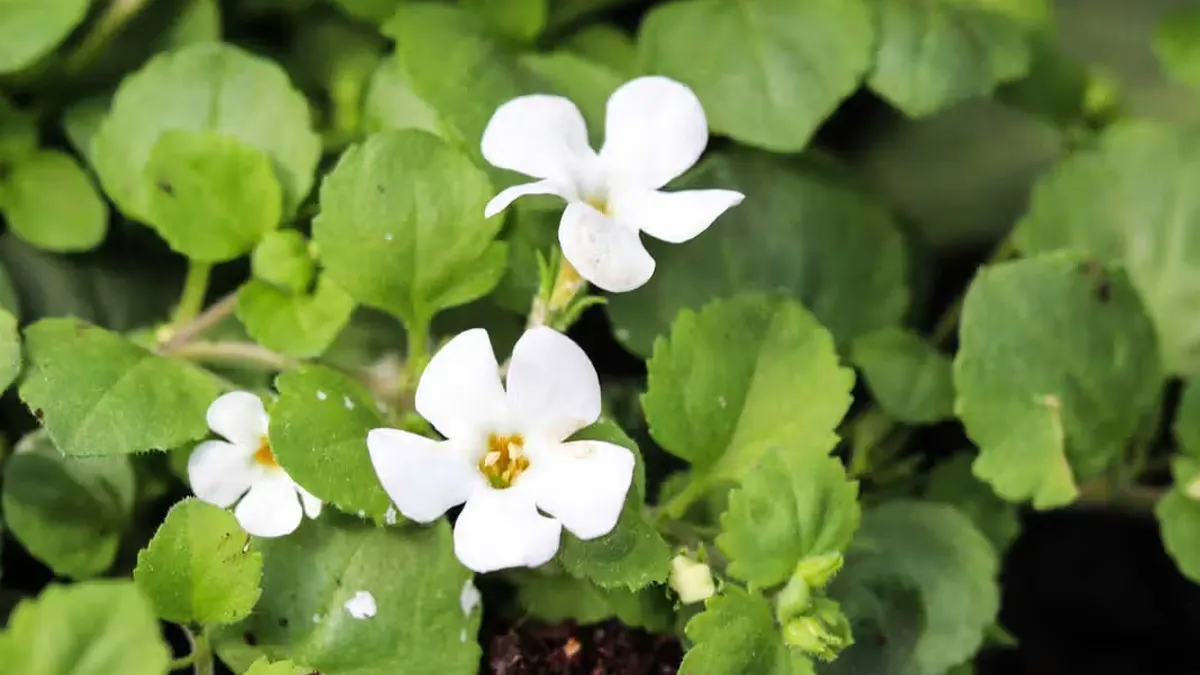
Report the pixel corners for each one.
[0,581,171,675]
[143,130,283,262]
[1015,119,1200,375]
[681,586,816,675]
[237,277,355,359]
[19,318,222,456]
[638,0,874,152]
[314,130,504,329]
[362,59,448,139]
[92,42,321,221]
[252,230,315,294]
[867,0,1038,116]
[269,365,391,519]
[607,151,909,357]
[1,433,135,579]
[1155,6,1200,90]
[851,327,954,425]
[642,294,854,484]
[0,306,18,392]
[462,0,548,43]
[953,253,1163,509]
[217,518,480,674]
[0,150,108,252]
[926,454,1021,555]
[133,497,263,626]
[0,0,90,74]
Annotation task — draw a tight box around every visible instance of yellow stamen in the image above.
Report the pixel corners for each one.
[585,195,610,216]
[480,433,528,489]
[253,437,279,468]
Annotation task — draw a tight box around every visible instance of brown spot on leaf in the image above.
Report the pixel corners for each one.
[157,180,174,196]
[243,632,258,646]
[33,408,43,420]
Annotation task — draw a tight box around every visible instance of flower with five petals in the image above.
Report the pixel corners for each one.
[481,75,744,293]
[367,327,636,573]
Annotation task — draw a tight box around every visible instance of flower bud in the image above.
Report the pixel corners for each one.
[668,554,715,604]
[794,552,843,590]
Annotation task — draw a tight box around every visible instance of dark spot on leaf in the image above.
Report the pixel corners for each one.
[278,617,289,628]
[1078,258,1111,303]
[243,632,258,646]
[33,408,43,420]
[157,180,174,196]
[376,184,384,194]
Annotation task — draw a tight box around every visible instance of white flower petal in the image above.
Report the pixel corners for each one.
[481,94,596,182]
[612,188,744,244]
[368,428,479,522]
[506,327,601,441]
[599,76,708,190]
[234,476,304,538]
[484,179,566,218]
[297,485,323,519]
[415,329,507,440]
[453,488,562,573]
[558,203,655,293]
[188,440,256,508]
[206,391,269,446]
[531,440,634,540]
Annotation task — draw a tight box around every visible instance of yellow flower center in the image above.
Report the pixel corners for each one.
[585,194,610,216]
[479,433,528,489]
[253,436,279,468]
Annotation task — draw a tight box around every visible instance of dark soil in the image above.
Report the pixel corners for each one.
[483,620,681,675]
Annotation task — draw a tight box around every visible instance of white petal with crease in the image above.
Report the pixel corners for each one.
[481,94,596,181]
[612,188,744,244]
[368,428,479,522]
[206,391,268,446]
[600,76,708,190]
[484,179,567,218]
[415,329,507,440]
[188,440,257,508]
[532,440,635,540]
[453,488,561,573]
[506,327,601,441]
[558,203,655,293]
[234,476,304,538]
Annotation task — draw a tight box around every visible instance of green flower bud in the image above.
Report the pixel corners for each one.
[794,552,843,590]
[775,574,811,623]
[668,553,716,604]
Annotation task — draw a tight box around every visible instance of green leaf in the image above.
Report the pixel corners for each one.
[556,420,671,590]
[0,95,37,162]
[331,0,403,24]
[168,0,222,48]
[362,59,448,138]
[830,501,999,675]
[519,51,621,146]
[1155,6,1200,90]
[134,497,263,626]
[563,24,638,76]
[19,317,221,456]
[926,454,1021,554]
[851,328,954,424]
[1,433,135,579]
[269,365,391,519]
[639,0,874,152]
[607,151,909,357]
[867,0,1039,116]
[1015,119,1200,375]
[1176,379,1200,458]
[514,571,673,632]
[1156,457,1200,583]
[217,518,480,674]
[954,253,1163,508]
[681,586,816,675]
[314,130,504,329]
[252,229,315,294]
[0,581,171,675]
[245,657,310,675]
[718,451,860,589]
[0,306,18,392]
[92,42,321,220]
[0,150,108,252]
[62,95,109,165]
[237,277,355,359]
[643,294,854,484]
[143,130,283,262]
[0,0,90,74]
[462,0,548,43]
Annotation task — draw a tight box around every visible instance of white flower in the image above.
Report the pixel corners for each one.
[187,391,322,538]
[481,75,744,293]
[367,327,636,573]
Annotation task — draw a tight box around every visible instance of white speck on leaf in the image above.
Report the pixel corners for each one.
[343,396,355,410]
[717,396,727,409]
[357,509,365,518]
[384,233,394,242]
[344,591,377,619]
[311,613,321,624]
[460,628,468,643]
[460,579,481,616]
[384,505,398,525]
[616,328,630,341]
[316,390,327,401]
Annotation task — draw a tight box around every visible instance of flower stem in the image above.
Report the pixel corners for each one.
[171,261,212,329]
[655,475,710,525]
[528,253,587,330]
[61,0,151,75]
[174,626,214,675]
[402,317,431,394]
[165,340,299,372]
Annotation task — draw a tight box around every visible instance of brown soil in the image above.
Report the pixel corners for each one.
[484,620,682,674]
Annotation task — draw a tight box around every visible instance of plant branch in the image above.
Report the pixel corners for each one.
[158,292,238,350]
[164,340,299,372]
[1074,480,1164,513]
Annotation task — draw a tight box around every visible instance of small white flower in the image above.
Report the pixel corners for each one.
[344,590,377,619]
[187,391,322,538]
[367,327,635,573]
[481,75,744,293]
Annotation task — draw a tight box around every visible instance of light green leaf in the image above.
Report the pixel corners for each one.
[362,59,448,138]
[62,95,109,165]
[642,294,854,485]
[252,230,315,294]
[1175,379,1200,458]
[0,306,18,392]
[830,501,999,675]
[639,0,873,152]
[563,24,638,76]
[926,454,1021,554]
[852,327,954,424]
[718,451,860,589]
[133,497,263,625]
[954,253,1163,509]
[19,317,221,456]
[1015,119,1200,375]
[607,151,909,357]
[168,0,222,48]
[245,657,310,675]
[556,420,671,590]
[143,130,283,262]
[1155,6,1200,90]
[514,571,673,632]
[269,365,391,519]
[867,0,1039,116]
[331,0,403,24]
[0,0,90,74]
[0,150,108,252]
[92,42,321,220]
[1156,457,1200,583]
[463,0,548,43]
[218,518,480,674]
[1,432,135,579]
[237,277,355,359]
[0,581,171,675]
[681,586,816,675]
[314,130,504,329]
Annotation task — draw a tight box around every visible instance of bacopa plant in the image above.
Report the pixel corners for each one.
[1,0,1199,674]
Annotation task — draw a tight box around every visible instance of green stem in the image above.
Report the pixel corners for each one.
[158,292,238,350]
[165,340,298,372]
[403,317,431,390]
[61,0,151,75]
[172,261,212,329]
[655,476,709,525]
[174,627,213,675]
